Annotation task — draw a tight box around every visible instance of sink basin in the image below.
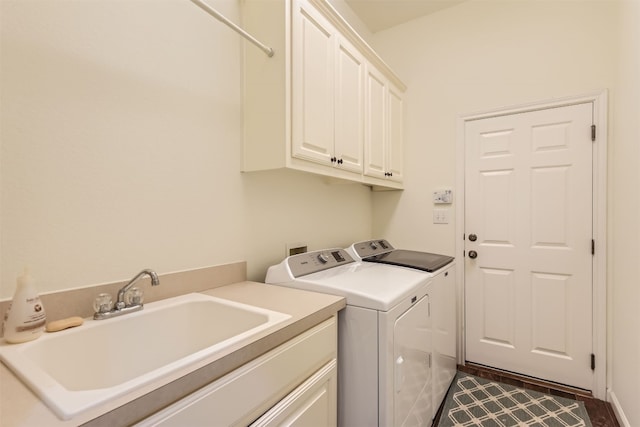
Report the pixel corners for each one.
[0,292,291,420]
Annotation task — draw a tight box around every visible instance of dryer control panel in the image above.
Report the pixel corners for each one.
[287,249,354,278]
[349,239,395,259]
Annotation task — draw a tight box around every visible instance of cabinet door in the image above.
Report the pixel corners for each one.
[387,85,404,182]
[135,318,337,427]
[291,0,335,166]
[334,35,364,174]
[364,65,387,179]
[251,360,337,427]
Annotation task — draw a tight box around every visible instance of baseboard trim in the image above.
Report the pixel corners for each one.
[607,389,630,427]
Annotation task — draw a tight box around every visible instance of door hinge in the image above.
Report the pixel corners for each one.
[591,353,596,370]
[591,124,596,142]
[592,239,595,255]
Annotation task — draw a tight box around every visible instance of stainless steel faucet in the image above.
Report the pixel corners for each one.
[93,269,160,320]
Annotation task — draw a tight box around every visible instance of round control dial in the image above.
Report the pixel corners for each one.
[369,242,378,250]
[317,252,330,264]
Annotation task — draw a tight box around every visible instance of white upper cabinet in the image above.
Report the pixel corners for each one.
[364,65,386,179]
[333,35,365,174]
[291,2,364,175]
[292,3,336,167]
[243,0,405,190]
[364,65,404,183]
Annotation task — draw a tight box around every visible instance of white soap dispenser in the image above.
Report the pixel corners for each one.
[2,268,47,343]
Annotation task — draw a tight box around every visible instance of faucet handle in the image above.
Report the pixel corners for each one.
[93,293,113,314]
[125,287,144,306]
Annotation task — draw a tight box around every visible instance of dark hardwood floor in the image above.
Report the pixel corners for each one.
[433,364,620,427]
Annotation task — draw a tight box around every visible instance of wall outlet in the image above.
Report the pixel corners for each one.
[433,209,450,224]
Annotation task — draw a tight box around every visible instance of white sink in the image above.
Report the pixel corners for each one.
[0,293,291,420]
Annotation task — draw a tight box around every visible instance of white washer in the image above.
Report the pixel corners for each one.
[266,248,435,427]
[346,240,457,418]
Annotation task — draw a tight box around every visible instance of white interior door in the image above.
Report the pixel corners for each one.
[464,102,594,390]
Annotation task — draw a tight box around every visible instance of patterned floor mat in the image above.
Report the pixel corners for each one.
[437,373,593,427]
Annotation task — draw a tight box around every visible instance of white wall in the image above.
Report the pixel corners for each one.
[0,0,372,298]
[241,169,372,281]
[370,0,637,423]
[609,1,640,424]
[370,0,618,255]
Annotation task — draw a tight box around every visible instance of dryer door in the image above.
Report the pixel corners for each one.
[393,294,433,426]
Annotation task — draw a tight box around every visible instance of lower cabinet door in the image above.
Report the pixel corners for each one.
[251,359,337,427]
[135,318,337,427]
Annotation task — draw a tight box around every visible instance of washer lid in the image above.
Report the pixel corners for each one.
[275,262,430,311]
[364,249,454,273]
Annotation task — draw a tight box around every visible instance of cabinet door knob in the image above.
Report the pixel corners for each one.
[468,250,478,259]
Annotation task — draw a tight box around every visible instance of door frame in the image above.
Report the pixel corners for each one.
[455,90,608,399]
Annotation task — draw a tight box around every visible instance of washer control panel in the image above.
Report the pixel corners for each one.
[288,248,354,278]
[350,239,394,259]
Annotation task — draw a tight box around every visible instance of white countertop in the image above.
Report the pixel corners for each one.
[0,281,345,427]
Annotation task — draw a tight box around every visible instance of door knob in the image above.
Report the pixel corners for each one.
[468,234,477,242]
[468,250,478,259]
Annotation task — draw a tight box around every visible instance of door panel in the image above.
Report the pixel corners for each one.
[387,86,404,182]
[481,170,516,244]
[531,166,570,246]
[364,66,386,178]
[465,102,593,390]
[291,3,334,164]
[531,273,570,356]
[480,267,516,347]
[334,36,364,173]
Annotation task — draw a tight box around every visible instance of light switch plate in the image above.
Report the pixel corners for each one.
[433,209,450,224]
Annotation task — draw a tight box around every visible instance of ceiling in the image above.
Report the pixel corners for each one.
[344,0,466,33]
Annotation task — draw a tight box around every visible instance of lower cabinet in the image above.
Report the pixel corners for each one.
[136,317,337,427]
[251,360,337,427]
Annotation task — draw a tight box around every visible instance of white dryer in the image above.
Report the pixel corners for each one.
[346,239,457,418]
[266,248,435,427]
